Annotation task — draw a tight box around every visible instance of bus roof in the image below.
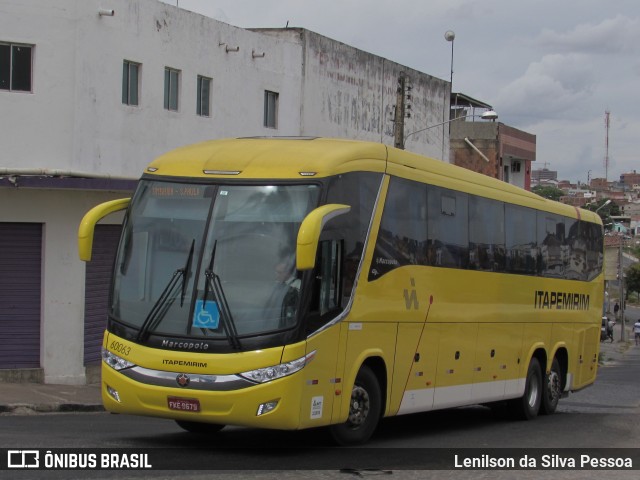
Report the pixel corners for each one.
[144,137,601,224]
[146,137,388,179]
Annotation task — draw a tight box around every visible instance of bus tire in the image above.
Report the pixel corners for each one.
[329,365,381,445]
[175,420,225,434]
[509,357,542,420]
[541,357,562,415]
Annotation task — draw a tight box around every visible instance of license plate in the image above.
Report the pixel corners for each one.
[168,396,201,412]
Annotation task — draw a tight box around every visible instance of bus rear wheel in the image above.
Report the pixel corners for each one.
[330,365,381,446]
[541,357,562,415]
[509,357,542,420]
[175,420,225,434]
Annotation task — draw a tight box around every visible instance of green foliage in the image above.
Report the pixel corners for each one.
[583,199,620,226]
[625,263,640,296]
[532,185,564,201]
[628,245,640,259]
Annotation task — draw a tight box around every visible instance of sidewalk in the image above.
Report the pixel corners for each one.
[598,322,636,365]
[0,326,637,416]
[0,381,103,415]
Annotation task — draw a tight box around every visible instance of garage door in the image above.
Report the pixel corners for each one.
[0,223,42,369]
[84,224,122,365]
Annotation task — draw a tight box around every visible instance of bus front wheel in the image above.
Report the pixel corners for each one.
[330,365,381,445]
[175,420,225,434]
[509,357,542,420]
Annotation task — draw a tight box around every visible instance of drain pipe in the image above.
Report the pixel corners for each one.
[0,168,135,180]
[464,137,490,163]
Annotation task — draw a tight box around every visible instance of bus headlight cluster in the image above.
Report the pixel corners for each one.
[101,348,135,371]
[239,350,316,384]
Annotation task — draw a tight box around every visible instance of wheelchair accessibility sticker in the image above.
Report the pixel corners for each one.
[192,300,220,329]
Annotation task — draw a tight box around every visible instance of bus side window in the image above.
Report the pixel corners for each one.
[307,240,344,332]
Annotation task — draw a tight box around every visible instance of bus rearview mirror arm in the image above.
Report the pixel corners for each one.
[78,198,131,261]
[296,204,351,270]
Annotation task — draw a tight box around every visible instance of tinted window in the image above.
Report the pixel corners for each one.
[505,205,537,275]
[366,177,602,283]
[469,196,505,272]
[369,176,426,280]
[427,186,468,269]
[583,221,604,281]
[537,213,565,277]
[326,172,381,293]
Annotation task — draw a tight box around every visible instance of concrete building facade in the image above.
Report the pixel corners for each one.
[1,0,452,384]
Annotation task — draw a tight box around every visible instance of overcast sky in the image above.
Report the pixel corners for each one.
[161,0,639,184]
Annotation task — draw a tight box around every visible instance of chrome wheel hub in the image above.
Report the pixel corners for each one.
[348,385,370,427]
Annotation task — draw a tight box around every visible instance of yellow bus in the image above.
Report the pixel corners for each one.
[79,137,603,445]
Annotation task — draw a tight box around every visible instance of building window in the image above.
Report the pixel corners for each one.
[196,75,211,117]
[164,67,180,111]
[0,43,33,92]
[122,60,140,106]
[264,90,278,128]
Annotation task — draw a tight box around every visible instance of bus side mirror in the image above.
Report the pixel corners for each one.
[296,204,351,270]
[78,198,130,261]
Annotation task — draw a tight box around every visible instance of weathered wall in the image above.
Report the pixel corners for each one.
[259,29,451,161]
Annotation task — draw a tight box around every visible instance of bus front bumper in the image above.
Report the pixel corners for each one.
[101,362,303,430]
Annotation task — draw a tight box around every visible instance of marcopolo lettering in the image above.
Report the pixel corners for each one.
[161,340,210,351]
[534,290,590,311]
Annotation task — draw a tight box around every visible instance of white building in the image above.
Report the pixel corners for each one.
[0,0,449,384]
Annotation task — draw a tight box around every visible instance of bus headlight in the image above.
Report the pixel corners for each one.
[239,350,316,384]
[101,348,135,371]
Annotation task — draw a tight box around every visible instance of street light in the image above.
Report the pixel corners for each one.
[403,109,498,148]
[596,199,612,213]
[444,30,455,87]
[443,30,455,158]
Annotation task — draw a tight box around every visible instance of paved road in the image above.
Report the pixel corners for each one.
[2,346,639,479]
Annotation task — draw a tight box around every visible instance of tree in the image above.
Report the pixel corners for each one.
[625,263,640,300]
[584,199,620,226]
[532,185,564,201]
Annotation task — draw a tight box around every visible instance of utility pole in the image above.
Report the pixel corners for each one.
[604,111,610,182]
[393,74,407,149]
[619,238,627,342]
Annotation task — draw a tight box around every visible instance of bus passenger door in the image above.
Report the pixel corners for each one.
[297,239,346,429]
[296,323,343,429]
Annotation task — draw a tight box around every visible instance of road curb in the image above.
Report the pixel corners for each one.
[0,403,105,414]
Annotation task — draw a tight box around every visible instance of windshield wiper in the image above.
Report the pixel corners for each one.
[181,239,195,306]
[200,240,241,350]
[136,239,195,343]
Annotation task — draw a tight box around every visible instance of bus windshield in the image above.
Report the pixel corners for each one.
[111,179,320,345]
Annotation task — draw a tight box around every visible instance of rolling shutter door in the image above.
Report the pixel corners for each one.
[84,224,121,365]
[0,223,42,369]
